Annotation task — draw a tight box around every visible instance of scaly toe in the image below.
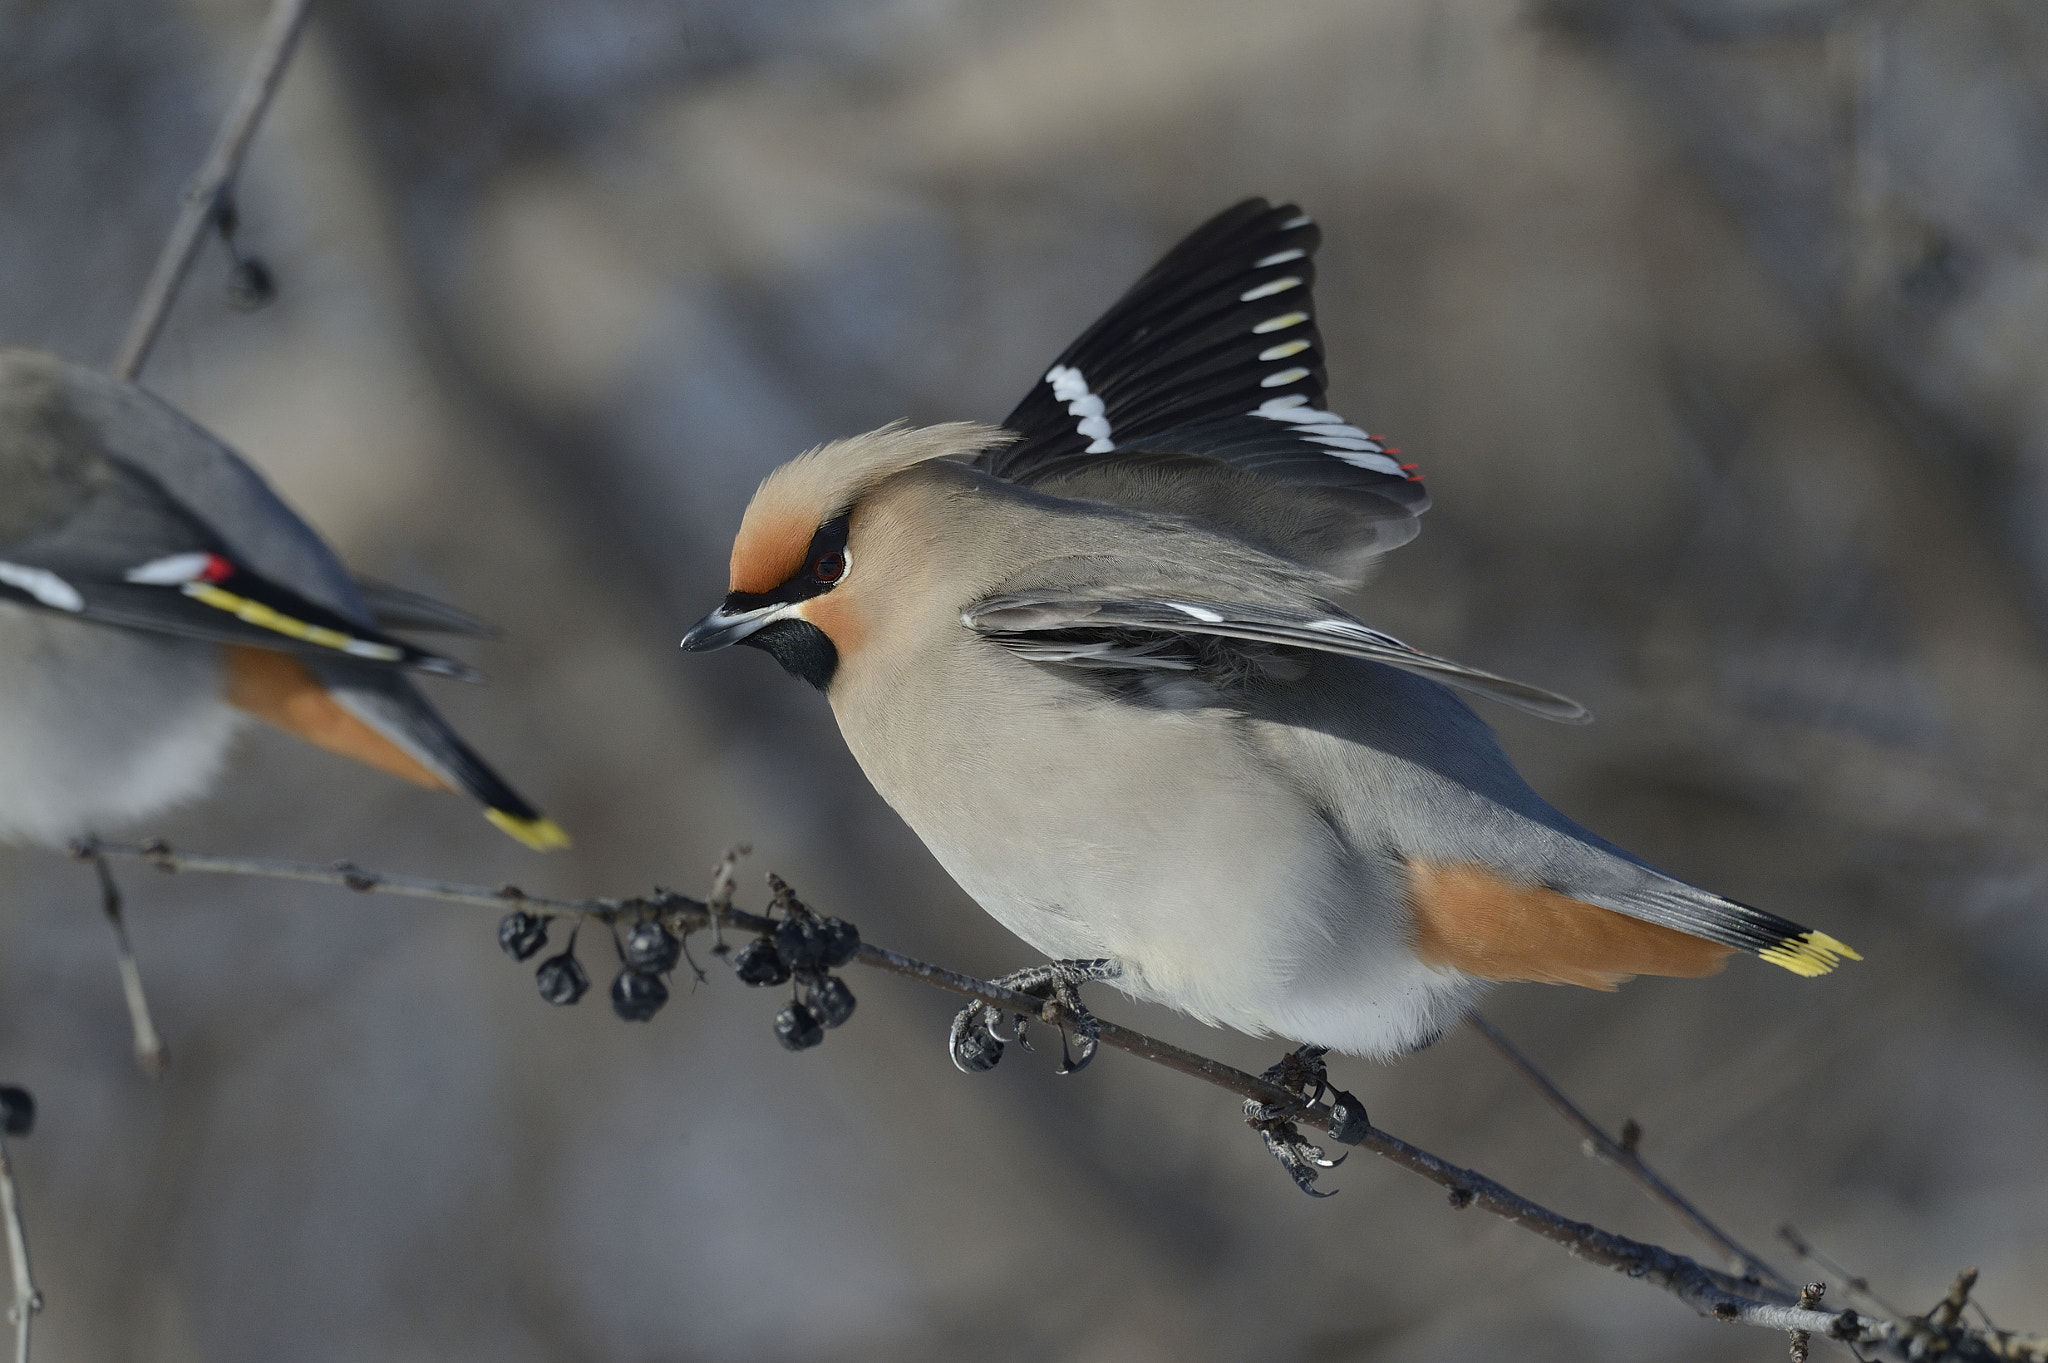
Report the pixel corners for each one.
[1244,1043,1362,1196]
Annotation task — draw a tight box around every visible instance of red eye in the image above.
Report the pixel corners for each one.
[812,552,846,584]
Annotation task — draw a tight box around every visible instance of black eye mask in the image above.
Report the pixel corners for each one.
[715,514,849,691]
[721,514,851,615]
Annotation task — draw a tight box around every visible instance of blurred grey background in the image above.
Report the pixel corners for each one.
[3,0,2046,1358]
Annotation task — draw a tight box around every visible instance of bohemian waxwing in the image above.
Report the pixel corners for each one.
[0,347,568,852]
[683,199,1856,1071]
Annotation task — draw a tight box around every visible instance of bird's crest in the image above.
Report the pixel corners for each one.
[731,421,1011,593]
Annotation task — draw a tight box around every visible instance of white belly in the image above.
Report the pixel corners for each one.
[835,654,1481,1057]
[0,604,244,845]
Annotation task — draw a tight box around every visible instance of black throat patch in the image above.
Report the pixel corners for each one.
[742,618,838,691]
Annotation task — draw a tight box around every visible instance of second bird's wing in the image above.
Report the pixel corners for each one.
[963,593,1590,724]
[352,575,500,636]
[0,453,479,679]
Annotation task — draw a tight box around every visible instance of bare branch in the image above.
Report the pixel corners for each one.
[111,0,314,380]
[0,1090,41,1363]
[70,837,2044,1361]
[1467,1011,1793,1291]
[88,854,168,1078]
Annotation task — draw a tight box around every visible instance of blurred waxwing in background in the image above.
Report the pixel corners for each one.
[0,346,566,1069]
[683,200,1856,1078]
[0,347,567,853]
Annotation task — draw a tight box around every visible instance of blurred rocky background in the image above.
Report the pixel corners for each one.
[3,0,2046,1357]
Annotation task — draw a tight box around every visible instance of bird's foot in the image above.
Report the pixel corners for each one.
[1243,1045,1371,1197]
[949,959,1120,1076]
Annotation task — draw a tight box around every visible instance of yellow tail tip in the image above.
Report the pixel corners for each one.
[486,809,573,851]
[1757,930,1861,977]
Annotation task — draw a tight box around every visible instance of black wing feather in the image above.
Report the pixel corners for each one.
[983,198,1424,513]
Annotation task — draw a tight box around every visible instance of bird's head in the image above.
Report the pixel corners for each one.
[681,421,1011,689]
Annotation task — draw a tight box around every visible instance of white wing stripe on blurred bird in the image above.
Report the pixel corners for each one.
[123,552,216,584]
[0,561,84,611]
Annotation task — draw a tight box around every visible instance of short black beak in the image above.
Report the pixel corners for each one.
[680,598,785,652]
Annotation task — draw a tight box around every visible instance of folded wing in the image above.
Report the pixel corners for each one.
[964,593,1590,723]
[0,455,477,679]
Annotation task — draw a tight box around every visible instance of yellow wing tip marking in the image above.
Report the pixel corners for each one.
[486,809,573,851]
[1758,930,1862,977]
[185,582,403,661]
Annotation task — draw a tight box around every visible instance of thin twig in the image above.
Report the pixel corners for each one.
[1781,1223,1909,1319]
[70,837,2045,1361]
[111,0,315,380]
[0,1130,39,1363]
[1467,1011,1792,1291]
[89,854,169,1078]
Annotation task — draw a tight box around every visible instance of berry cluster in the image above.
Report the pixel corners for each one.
[724,874,860,1051]
[492,870,862,1048]
[497,896,691,1022]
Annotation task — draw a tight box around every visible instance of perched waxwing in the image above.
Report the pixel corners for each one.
[683,200,1855,1069]
[0,347,567,852]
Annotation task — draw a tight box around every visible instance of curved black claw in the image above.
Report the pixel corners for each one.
[1243,1044,1368,1197]
[948,1003,1010,1072]
[948,959,1119,1075]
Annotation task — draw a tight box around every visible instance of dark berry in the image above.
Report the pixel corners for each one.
[621,920,681,974]
[535,949,589,1006]
[774,1003,825,1051]
[498,911,549,961]
[225,256,276,310]
[816,917,861,968]
[732,938,791,987]
[610,968,669,1022]
[805,973,856,1028]
[773,916,826,970]
[0,1085,33,1137]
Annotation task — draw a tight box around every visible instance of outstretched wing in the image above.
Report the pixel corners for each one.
[964,593,1589,723]
[982,199,1426,552]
